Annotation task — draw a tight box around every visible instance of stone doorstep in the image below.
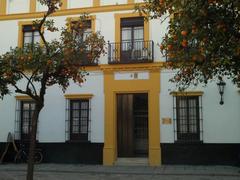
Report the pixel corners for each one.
[114,158,148,166]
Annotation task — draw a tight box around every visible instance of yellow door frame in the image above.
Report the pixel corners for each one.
[103,68,161,166]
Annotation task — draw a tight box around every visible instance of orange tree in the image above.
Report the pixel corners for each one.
[0,0,105,180]
[138,0,240,89]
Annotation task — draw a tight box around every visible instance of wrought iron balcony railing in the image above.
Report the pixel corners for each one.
[108,40,154,64]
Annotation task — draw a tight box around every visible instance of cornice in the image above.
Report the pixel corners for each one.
[15,95,32,100]
[100,62,164,72]
[64,94,93,99]
[170,91,204,96]
[0,3,140,21]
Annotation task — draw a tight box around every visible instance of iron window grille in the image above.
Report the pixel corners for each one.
[173,96,203,143]
[15,100,39,141]
[65,99,91,142]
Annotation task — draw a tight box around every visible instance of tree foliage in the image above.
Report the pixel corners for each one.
[138,0,240,89]
[0,15,105,100]
[0,0,105,179]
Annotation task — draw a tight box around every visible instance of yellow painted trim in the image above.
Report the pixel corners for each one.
[18,21,44,48]
[93,0,100,7]
[0,0,6,15]
[100,62,163,72]
[128,0,134,4]
[15,95,32,100]
[170,91,204,96]
[30,0,36,13]
[61,0,68,10]
[64,94,93,99]
[103,70,161,166]
[83,65,101,71]
[0,3,138,21]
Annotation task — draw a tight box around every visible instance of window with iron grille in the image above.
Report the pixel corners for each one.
[65,99,91,142]
[173,96,203,143]
[15,100,37,141]
[22,25,41,47]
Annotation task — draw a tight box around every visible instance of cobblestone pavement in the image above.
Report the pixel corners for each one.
[0,164,239,180]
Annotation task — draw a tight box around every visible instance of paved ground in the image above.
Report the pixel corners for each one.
[0,164,240,180]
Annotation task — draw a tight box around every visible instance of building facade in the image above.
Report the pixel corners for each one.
[0,0,240,166]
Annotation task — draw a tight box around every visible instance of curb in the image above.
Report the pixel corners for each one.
[0,168,240,177]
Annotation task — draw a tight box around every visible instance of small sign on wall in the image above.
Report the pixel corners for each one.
[114,71,149,80]
[162,117,172,124]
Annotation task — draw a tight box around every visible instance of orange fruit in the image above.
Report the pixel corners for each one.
[192,55,197,61]
[181,40,188,47]
[47,60,52,65]
[181,31,188,36]
[167,44,173,51]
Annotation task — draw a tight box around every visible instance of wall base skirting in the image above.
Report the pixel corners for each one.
[1,142,239,165]
[0,142,103,164]
[161,143,240,166]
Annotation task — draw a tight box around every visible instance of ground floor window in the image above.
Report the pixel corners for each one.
[65,99,91,142]
[15,100,36,141]
[173,95,203,143]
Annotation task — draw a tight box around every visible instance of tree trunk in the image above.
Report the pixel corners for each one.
[26,103,43,180]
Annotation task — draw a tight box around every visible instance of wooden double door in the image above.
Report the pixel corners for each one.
[117,93,148,157]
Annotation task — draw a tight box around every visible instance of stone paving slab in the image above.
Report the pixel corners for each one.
[0,164,239,176]
[0,164,240,180]
[1,172,240,180]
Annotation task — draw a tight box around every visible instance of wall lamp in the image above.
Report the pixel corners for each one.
[217,80,226,105]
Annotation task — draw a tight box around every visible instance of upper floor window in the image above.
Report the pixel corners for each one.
[70,20,92,42]
[121,17,144,50]
[173,95,203,143]
[22,25,41,47]
[67,18,98,65]
[108,14,153,64]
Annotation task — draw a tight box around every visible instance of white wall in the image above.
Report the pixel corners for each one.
[150,16,168,61]
[68,0,93,9]
[36,1,48,12]
[160,70,240,143]
[0,8,164,63]
[0,95,16,142]
[101,0,127,6]
[7,0,29,14]
[0,20,18,54]
[0,4,240,144]
[135,0,144,3]
[39,71,104,143]
[0,72,104,143]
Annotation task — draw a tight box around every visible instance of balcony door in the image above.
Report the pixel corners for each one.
[117,93,148,157]
[121,17,144,62]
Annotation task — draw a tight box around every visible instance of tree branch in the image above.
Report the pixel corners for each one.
[17,71,38,97]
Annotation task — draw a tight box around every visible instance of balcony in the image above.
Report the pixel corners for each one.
[108,40,154,64]
[78,52,98,66]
